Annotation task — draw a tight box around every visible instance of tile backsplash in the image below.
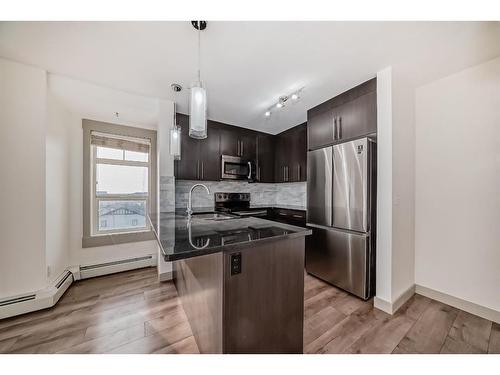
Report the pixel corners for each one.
[159,176,175,212]
[174,180,307,209]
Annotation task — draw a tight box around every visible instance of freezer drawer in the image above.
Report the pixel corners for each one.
[305,225,372,300]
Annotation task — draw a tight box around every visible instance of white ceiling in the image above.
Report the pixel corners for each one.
[1,21,499,134]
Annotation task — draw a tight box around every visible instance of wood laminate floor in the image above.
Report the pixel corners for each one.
[0,268,498,354]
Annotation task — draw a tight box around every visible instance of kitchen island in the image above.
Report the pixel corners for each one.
[150,211,311,354]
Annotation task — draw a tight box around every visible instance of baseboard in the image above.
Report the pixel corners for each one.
[159,270,173,282]
[79,254,157,279]
[0,270,73,320]
[415,284,500,324]
[0,255,159,320]
[373,296,392,314]
[374,284,415,315]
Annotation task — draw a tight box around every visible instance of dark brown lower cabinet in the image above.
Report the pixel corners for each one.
[270,208,306,227]
[174,237,305,354]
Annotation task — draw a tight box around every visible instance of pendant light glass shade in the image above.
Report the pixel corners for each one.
[170,104,181,160]
[170,126,181,160]
[189,83,207,139]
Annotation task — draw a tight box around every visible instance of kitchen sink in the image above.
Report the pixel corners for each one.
[191,212,237,221]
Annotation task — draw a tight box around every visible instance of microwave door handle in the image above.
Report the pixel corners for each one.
[247,161,252,179]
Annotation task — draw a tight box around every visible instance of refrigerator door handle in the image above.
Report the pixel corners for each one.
[337,116,342,139]
[332,116,337,140]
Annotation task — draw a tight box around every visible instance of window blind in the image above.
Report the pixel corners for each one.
[91,131,150,153]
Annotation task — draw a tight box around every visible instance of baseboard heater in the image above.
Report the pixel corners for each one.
[79,255,155,279]
[0,294,36,308]
[0,270,73,320]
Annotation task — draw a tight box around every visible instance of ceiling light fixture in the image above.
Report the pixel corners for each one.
[264,88,304,118]
[171,83,182,92]
[189,21,208,139]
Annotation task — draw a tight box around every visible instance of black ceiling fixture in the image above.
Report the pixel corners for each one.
[191,21,207,30]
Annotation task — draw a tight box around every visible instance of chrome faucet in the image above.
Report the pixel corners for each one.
[186,183,210,217]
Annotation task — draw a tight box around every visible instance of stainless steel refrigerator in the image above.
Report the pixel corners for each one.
[306,137,376,300]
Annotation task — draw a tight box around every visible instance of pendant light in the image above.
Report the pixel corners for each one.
[189,21,207,139]
[170,103,181,160]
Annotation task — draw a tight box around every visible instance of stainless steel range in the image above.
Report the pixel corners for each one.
[214,193,268,218]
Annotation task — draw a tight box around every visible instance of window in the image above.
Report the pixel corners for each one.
[82,120,157,248]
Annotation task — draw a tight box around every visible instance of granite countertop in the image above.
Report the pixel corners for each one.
[174,205,306,214]
[149,212,311,262]
[248,204,306,211]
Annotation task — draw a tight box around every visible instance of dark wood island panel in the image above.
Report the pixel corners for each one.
[174,237,305,354]
[174,252,223,353]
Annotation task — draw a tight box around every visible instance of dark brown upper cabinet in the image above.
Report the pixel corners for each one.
[174,114,307,183]
[174,114,221,181]
[239,130,257,161]
[256,133,275,183]
[274,123,307,183]
[307,78,377,150]
[220,126,256,160]
[219,127,239,156]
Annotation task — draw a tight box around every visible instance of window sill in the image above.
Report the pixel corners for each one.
[82,230,155,248]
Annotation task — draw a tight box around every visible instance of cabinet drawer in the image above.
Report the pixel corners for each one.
[272,209,306,227]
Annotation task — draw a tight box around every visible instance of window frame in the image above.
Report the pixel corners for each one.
[82,119,157,248]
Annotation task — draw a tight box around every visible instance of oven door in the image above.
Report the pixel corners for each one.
[221,155,254,180]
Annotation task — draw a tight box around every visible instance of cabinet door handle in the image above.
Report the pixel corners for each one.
[201,161,204,180]
[197,161,200,179]
[337,116,342,139]
[297,164,301,181]
[241,141,244,156]
[333,116,337,140]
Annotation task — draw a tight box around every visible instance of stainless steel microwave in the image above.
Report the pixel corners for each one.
[221,155,255,181]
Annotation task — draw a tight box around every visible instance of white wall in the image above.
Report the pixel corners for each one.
[157,100,175,278]
[375,67,393,305]
[0,58,47,297]
[45,92,71,283]
[415,57,500,312]
[390,69,416,302]
[375,66,419,313]
[46,74,177,269]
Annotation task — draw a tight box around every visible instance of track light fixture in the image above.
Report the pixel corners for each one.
[264,87,303,118]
